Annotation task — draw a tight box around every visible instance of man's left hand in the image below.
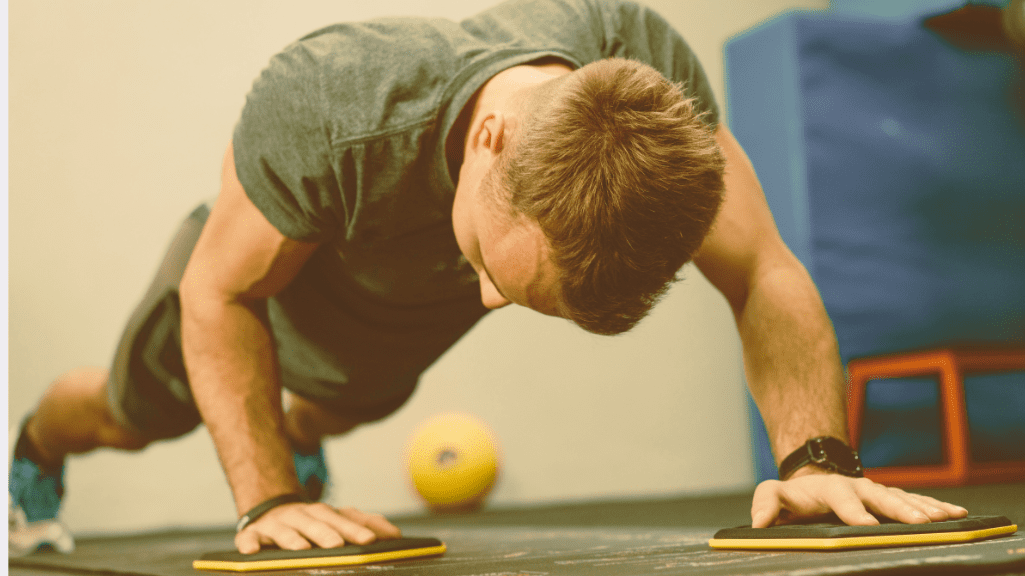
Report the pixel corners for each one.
[750,468,969,528]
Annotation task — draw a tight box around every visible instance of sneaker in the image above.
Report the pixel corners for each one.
[9,494,74,557]
[293,446,329,502]
[9,422,65,522]
[9,421,74,556]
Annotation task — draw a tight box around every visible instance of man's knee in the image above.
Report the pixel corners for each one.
[104,375,202,448]
[284,395,364,451]
[95,416,152,452]
[88,378,158,451]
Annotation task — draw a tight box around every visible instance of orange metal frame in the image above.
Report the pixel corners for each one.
[846,348,1025,487]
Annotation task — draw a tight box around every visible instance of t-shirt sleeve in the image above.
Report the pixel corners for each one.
[232,43,344,243]
[595,0,720,128]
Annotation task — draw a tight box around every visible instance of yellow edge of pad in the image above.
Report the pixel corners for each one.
[193,544,447,572]
[708,524,1017,551]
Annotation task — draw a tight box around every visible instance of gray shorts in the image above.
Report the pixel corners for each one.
[107,204,486,439]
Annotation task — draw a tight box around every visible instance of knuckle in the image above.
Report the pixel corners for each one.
[263,507,291,521]
[310,502,335,513]
[854,477,876,488]
[888,492,911,503]
[310,528,345,546]
[278,533,313,550]
[247,518,271,532]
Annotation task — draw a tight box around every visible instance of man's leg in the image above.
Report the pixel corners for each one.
[279,378,423,502]
[10,367,159,531]
[283,393,360,453]
[23,367,151,468]
[11,206,210,538]
[281,393,362,502]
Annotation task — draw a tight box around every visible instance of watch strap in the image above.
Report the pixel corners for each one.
[778,436,864,480]
[236,493,309,533]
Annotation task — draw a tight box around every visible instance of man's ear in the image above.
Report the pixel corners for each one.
[474,111,510,154]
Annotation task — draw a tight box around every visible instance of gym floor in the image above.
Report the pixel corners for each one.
[10,482,1025,576]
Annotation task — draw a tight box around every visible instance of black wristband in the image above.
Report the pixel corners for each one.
[236,493,309,533]
[778,436,864,480]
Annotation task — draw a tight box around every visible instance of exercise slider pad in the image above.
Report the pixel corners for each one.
[193,537,446,571]
[708,515,1016,551]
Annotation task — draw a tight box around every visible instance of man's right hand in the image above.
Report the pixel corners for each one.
[179,143,335,555]
[235,503,402,554]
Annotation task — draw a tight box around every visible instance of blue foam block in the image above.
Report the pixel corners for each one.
[725,10,1025,480]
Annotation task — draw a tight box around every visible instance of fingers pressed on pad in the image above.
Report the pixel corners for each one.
[195,537,448,571]
[821,482,878,526]
[234,531,260,555]
[748,474,973,530]
[237,522,311,554]
[294,509,348,549]
[232,502,406,553]
[305,505,375,546]
[750,480,785,528]
[854,483,930,524]
[908,493,968,520]
[336,507,403,540]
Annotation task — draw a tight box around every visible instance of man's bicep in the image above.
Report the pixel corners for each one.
[180,143,319,302]
[693,124,791,312]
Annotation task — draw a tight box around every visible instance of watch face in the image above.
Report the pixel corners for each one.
[815,437,863,476]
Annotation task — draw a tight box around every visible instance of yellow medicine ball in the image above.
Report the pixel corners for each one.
[406,412,500,512]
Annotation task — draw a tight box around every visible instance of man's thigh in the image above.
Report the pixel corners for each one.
[107,204,210,440]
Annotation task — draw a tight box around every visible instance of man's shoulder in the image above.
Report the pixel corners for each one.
[294,17,466,74]
[254,17,471,145]
[462,0,603,37]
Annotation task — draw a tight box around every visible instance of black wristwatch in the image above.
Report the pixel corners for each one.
[778,436,864,480]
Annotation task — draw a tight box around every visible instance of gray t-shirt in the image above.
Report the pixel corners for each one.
[232,0,720,403]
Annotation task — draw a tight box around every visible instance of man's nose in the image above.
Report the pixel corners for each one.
[479,277,511,310]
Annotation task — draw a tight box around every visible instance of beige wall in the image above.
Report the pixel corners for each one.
[9,0,826,534]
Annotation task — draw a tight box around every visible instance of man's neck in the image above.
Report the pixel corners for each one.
[445,58,574,186]
[446,90,479,187]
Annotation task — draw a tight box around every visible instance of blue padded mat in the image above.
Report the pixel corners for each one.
[725,8,1025,476]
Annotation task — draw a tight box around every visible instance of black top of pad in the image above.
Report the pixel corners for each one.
[198,537,443,562]
[713,515,1013,539]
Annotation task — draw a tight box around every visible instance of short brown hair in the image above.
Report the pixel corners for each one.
[497,58,726,335]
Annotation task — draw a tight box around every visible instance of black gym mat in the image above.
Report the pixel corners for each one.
[10,484,1025,576]
[10,523,1025,576]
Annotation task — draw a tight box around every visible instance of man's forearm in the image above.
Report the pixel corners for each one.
[701,126,969,525]
[180,290,302,515]
[735,254,848,467]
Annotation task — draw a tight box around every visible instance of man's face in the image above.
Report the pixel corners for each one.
[452,170,564,317]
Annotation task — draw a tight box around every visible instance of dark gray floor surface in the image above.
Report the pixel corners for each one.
[9,482,1025,576]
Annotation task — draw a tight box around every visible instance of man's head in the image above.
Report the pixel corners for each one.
[453,58,726,335]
